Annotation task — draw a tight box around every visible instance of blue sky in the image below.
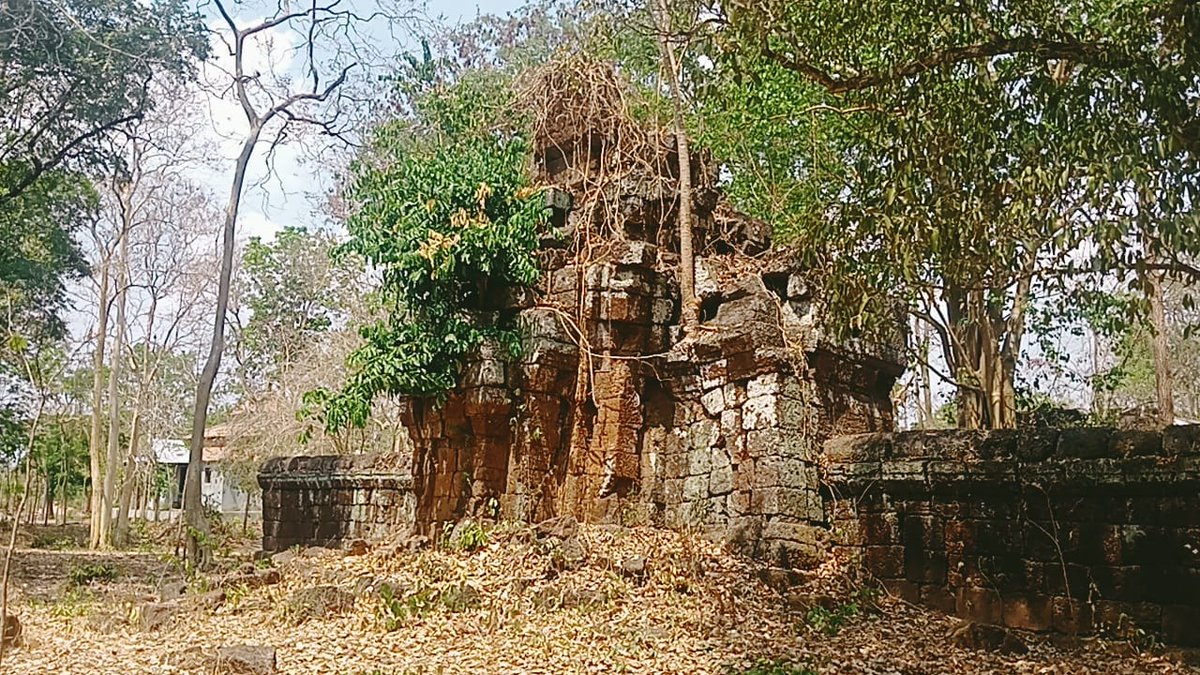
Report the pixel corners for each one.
[215,0,530,242]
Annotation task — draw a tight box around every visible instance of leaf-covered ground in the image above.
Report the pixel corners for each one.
[3,523,1197,674]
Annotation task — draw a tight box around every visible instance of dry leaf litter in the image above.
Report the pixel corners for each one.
[3,523,1196,674]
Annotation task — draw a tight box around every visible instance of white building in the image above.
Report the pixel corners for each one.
[152,426,255,515]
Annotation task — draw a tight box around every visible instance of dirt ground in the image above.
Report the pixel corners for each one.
[1,522,1197,674]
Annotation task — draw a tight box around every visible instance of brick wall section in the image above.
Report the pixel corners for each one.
[822,427,1200,645]
[259,454,415,551]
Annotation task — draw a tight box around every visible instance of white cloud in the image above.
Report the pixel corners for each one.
[240,211,287,241]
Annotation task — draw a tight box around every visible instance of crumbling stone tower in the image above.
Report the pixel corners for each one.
[260,61,903,565]
[384,61,904,566]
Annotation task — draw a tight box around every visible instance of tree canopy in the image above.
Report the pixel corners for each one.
[700,0,1200,427]
[0,0,208,204]
[302,65,548,434]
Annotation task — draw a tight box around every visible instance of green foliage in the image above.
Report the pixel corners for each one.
[701,0,1200,427]
[2,0,205,390]
[67,562,119,587]
[0,0,208,203]
[46,587,94,617]
[29,416,90,497]
[803,601,861,637]
[303,60,548,434]
[376,580,481,630]
[0,171,93,360]
[236,226,363,392]
[443,520,490,552]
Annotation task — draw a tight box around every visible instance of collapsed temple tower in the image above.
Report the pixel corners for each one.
[261,61,904,566]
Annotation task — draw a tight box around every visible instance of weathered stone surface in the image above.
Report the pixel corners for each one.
[283,586,356,624]
[535,515,578,541]
[191,589,227,611]
[949,621,1028,655]
[258,120,904,575]
[214,644,278,674]
[158,580,187,602]
[138,601,180,631]
[222,568,281,591]
[620,555,647,579]
[824,427,1200,646]
[552,536,587,570]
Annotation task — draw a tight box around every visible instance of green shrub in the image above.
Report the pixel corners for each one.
[67,562,118,587]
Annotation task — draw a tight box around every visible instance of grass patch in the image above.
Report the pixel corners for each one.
[67,562,119,587]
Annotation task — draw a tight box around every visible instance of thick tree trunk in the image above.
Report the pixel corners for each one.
[184,128,260,567]
[946,285,1018,430]
[87,261,111,548]
[1147,263,1175,426]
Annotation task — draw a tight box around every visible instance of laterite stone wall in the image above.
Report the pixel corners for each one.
[258,454,415,551]
[822,427,1200,645]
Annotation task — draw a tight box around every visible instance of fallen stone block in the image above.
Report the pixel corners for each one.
[950,621,1028,655]
[214,644,277,674]
[138,601,181,631]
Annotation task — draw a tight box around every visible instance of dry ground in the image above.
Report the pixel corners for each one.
[2,522,1197,674]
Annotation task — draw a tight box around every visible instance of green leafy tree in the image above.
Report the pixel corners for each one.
[304,67,548,433]
[0,0,207,204]
[702,0,1200,428]
[0,172,92,357]
[233,227,363,394]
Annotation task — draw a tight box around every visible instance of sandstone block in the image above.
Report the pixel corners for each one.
[214,645,278,674]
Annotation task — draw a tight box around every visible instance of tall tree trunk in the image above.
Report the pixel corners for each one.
[241,492,250,535]
[87,261,111,548]
[42,474,52,525]
[99,225,130,548]
[1147,261,1175,426]
[918,321,934,428]
[184,128,261,567]
[654,0,699,331]
[0,403,42,667]
[113,410,141,547]
[945,284,1018,430]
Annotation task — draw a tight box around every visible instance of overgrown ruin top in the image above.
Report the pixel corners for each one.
[300,60,907,565]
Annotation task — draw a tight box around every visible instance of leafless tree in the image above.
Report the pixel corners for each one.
[181,0,419,566]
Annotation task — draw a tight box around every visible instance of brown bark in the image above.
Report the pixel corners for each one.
[945,283,1018,430]
[654,0,699,331]
[98,217,130,548]
[113,410,141,547]
[184,128,261,567]
[0,380,45,667]
[917,321,934,428]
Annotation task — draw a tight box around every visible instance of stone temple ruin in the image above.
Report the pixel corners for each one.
[261,65,903,567]
[260,63,1200,644]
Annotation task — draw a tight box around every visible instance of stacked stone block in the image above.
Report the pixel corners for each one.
[822,427,1200,645]
[257,118,903,565]
[259,454,415,551]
